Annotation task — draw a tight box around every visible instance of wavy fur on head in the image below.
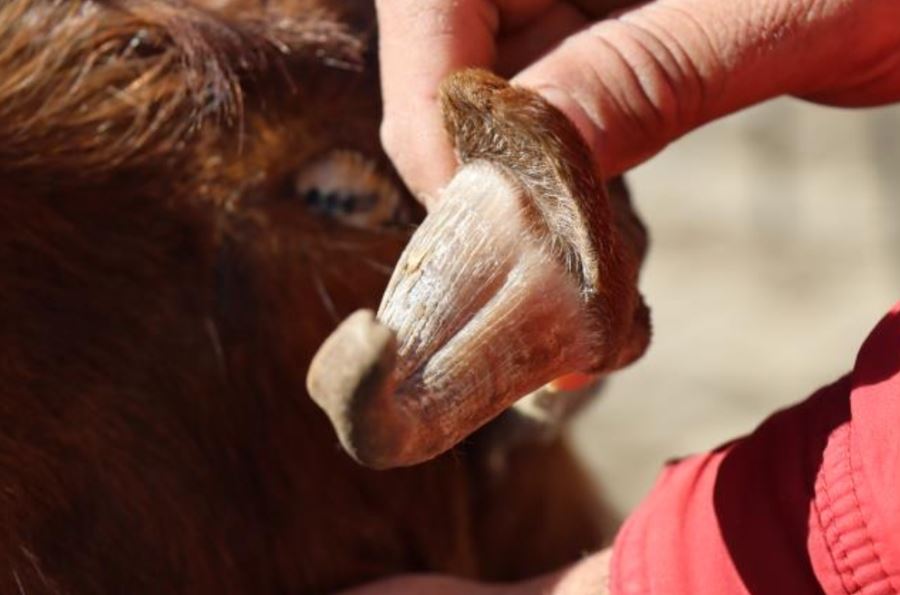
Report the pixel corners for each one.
[0,0,362,176]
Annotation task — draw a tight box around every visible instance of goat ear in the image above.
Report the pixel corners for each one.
[307,69,651,469]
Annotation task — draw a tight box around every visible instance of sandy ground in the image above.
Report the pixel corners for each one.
[569,98,900,517]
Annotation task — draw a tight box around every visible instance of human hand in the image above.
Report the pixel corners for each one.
[377,0,900,206]
[337,548,612,595]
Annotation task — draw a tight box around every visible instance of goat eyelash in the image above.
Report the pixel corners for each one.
[293,150,410,229]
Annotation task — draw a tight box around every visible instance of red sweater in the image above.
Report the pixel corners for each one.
[611,302,900,594]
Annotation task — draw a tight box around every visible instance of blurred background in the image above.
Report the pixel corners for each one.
[570,98,900,518]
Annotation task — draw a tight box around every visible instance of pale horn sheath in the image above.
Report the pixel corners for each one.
[307,70,650,469]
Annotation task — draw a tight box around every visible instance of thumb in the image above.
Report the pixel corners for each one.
[513,0,898,177]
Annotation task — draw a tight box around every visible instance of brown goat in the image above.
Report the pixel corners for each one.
[0,2,613,593]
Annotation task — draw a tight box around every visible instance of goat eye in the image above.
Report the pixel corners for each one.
[294,151,409,228]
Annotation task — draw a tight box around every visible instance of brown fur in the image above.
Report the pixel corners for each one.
[441,70,650,374]
[0,1,607,593]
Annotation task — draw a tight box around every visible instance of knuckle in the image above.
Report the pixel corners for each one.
[573,17,700,143]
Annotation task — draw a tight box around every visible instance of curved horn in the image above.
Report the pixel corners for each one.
[307,70,650,469]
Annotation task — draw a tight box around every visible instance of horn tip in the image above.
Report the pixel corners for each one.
[306,310,409,469]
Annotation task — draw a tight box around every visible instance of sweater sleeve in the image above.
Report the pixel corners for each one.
[611,303,900,595]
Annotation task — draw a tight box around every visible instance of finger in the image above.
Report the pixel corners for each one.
[377,0,579,204]
[376,0,499,203]
[516,548,613,595]
[513,0,893,178]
